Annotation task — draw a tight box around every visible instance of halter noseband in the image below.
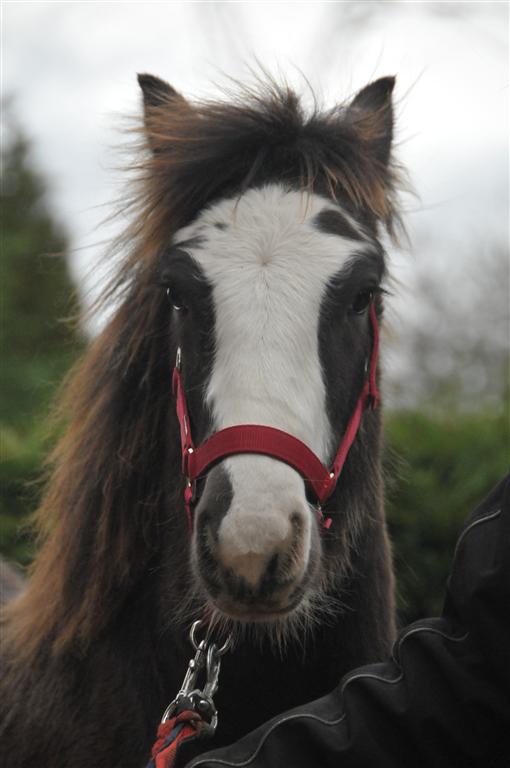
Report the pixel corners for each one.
[172,303,380,532]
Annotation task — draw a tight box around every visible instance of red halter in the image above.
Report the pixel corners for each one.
[172,303,380,532]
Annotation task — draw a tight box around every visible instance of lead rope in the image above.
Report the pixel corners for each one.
[146,621,232,768]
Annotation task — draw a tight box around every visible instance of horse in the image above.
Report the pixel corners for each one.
[0,73,401,768]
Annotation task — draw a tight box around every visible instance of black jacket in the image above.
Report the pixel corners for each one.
[185,474,510,768]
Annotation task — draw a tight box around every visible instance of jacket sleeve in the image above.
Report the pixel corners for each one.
[186,473,510,768]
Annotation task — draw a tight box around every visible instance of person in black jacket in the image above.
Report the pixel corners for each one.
[183,473,510,768]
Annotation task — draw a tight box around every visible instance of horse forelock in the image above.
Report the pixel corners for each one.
[117,75,404,255]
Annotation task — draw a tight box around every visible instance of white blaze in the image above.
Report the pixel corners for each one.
[177,184,367,561]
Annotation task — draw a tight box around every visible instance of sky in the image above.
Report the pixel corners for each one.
[2,0,509,404]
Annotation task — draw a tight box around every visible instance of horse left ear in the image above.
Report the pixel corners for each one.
[346,76,395,168]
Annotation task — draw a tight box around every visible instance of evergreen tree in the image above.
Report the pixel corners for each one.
[1,118,82,563]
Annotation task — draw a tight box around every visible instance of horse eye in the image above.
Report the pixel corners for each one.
[351,289,374,314]
[166,286,187,312]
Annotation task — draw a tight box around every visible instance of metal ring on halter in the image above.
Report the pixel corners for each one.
[213,633,232,656]
[189,619,233,656]
[189,619,205,650]
[175,346,182,371]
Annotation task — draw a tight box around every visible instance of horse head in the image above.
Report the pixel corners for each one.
[138,74,397,632]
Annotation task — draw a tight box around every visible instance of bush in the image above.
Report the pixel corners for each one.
[384,407,509,626]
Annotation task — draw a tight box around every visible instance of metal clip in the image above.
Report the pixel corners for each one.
[160,620,232,738]
[160,637,207,723]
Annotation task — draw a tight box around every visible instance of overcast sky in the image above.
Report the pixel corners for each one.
[2,1,509,401]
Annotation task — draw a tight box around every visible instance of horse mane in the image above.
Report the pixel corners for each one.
[2,76,402,660]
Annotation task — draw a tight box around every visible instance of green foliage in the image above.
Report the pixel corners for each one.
[0,124,83,565]
[384,407,509,627]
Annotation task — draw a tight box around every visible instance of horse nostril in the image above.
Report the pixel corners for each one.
[289,510,305,535]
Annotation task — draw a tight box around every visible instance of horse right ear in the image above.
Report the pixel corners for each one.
[137,73,187,151]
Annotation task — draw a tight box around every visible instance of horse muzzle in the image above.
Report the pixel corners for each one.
[192,461,317,621]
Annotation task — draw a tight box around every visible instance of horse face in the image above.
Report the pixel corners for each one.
[163,183,384,624]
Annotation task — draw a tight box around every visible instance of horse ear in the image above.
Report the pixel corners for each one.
[346,76,395,168]
[137,73,187,151]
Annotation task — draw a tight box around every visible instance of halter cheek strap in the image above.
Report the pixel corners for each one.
[172,303,380,532]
